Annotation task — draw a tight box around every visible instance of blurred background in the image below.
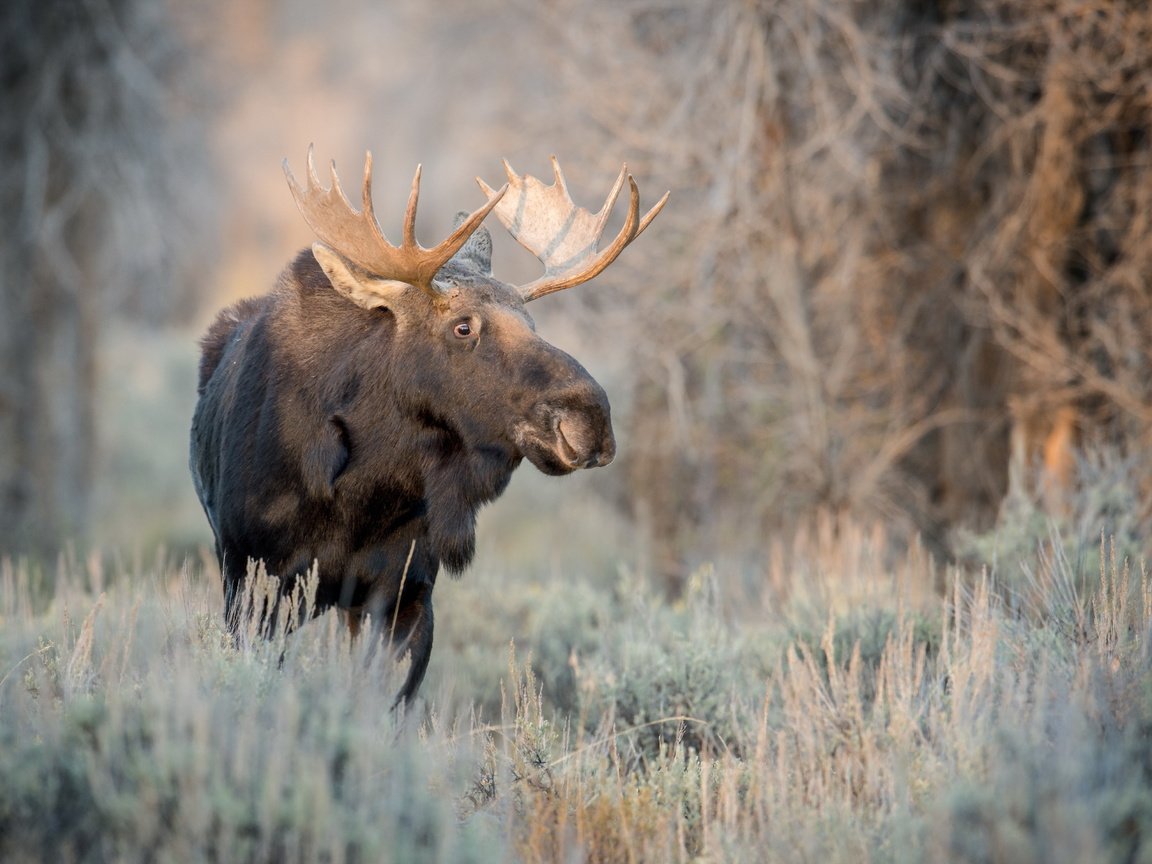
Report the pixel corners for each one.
[3,0,1152,591]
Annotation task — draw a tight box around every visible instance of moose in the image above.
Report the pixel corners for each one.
[190,147,666,705]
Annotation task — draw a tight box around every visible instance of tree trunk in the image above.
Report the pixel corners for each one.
[0,242,98,557]
[0,0,210,558]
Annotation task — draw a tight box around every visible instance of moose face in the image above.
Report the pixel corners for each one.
[312,240,615,478]
[421,283,616,477]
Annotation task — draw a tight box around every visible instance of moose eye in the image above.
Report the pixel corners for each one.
[453,321,474,339]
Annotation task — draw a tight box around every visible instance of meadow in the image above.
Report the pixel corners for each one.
[7,2,1152,861]
[1,492,1149,862]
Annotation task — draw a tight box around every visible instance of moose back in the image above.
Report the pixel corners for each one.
[190,149,666,705]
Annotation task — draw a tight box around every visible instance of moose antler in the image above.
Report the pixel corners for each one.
[476,157,669,301]
[284,145,508,294]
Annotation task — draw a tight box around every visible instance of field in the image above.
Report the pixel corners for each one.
[8,1,1152,861]
[2,504,1150,862]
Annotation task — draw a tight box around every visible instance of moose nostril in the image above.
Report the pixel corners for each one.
[590,448,614,468]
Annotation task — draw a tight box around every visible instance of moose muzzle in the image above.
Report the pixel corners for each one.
[517,380,615,476]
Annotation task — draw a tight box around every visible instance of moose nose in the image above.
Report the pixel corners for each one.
[589,451,614,469]
[588,437,616,468]
[574,448,613,470]
[570,444,614,471]
[555,410,615,470]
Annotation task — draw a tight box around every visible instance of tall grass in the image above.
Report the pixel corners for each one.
[1,523,1150,862]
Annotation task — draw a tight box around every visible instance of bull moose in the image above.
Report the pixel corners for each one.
[189,147,667,705]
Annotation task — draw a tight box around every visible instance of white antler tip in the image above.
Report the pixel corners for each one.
[475,175,502,198]
[550,156,567,189]
[305,145,322,188]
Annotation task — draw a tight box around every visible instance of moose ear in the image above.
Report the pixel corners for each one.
[311,243,409,310]
[447,213,492,275]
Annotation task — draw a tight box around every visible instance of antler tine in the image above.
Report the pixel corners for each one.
[357,151,386,248]
[550,156,570,197]
[590,162,626,238]
[284,146,509,297]
[402,164,421,250]
[477,157,669,302]
[638,189,670,235]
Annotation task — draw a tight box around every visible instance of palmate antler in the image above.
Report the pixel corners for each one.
[284,145,508,296]
[477,157,669,301]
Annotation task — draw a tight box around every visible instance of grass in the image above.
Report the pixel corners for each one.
[1,519,1151,863]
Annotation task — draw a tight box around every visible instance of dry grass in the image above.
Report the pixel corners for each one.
[1,516,1150,862]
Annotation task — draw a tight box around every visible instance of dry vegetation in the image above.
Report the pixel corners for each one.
[535,0,1152,588]
[1,504,1150,862]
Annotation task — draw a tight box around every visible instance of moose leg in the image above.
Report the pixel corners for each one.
[385,585,435,709]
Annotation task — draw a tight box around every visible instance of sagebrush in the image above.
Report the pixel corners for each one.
[1,518,1150,862]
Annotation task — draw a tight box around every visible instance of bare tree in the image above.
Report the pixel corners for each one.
[538,0,1152,591]
[0,0,212,557]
